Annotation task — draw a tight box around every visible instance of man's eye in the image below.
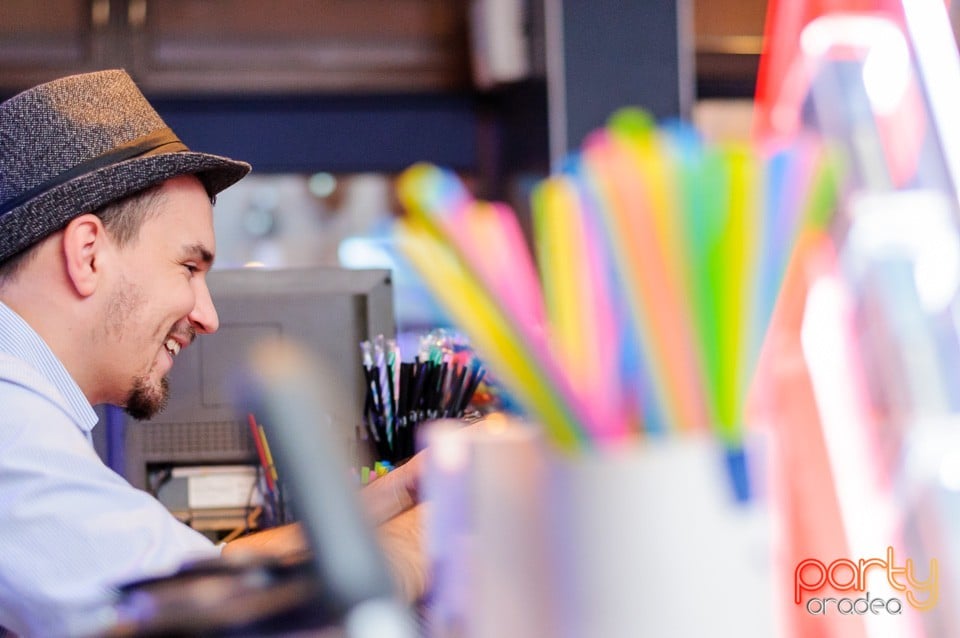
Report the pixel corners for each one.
[184,264,199,274]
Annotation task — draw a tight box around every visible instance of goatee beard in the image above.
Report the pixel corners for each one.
[125,375,170,421]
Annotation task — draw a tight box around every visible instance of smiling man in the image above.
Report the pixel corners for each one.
[0,70,425,637]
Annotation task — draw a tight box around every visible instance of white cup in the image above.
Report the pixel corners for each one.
[421,422,774,638]
[544,435,775,638]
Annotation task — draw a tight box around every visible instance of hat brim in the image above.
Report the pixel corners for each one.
[0,150,250,263]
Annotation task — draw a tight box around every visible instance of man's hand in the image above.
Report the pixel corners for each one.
[224,444,434,603]
[221,447,426,561]
[376,501,428,603]
[358,449,431,601]
[359,450,424,525]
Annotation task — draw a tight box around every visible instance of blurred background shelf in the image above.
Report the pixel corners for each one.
[0,0,471,95]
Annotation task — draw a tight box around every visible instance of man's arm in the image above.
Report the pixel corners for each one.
[219,521,306,559]
[220,502,427,602]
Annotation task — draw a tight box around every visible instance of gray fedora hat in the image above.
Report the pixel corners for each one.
[0,69,251,264]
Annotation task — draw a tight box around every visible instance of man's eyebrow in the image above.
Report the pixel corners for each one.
[183,243,215,266]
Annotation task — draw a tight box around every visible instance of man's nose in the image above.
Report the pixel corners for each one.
[189,278,220,334]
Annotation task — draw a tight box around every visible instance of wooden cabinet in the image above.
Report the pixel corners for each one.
[0,0,471,95]
[129,0,471,94]
[693,0,768,97]
[0,1,111,89]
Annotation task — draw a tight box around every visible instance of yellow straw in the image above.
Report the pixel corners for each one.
[532,176,629,441]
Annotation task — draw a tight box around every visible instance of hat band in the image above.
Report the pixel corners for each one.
[0,127,189,217]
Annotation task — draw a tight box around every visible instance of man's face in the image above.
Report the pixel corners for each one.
[99,175,219,419]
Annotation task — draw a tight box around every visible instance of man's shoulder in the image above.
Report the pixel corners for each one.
[0,351,57,388]
[0,351,69,412]
[0,354,92,456]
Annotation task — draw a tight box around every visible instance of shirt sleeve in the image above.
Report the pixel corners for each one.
[0,384,221,637]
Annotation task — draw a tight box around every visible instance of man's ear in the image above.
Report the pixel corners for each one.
[62,214,108,297]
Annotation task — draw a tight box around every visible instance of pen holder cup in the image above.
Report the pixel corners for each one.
[421,421,774,638]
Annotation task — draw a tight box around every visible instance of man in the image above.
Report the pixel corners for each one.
[0,70,425,636]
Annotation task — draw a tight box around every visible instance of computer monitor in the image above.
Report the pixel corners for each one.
[122,266,396,492]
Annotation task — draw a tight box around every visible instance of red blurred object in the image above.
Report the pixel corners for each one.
[754,0,954,188]
[753,0,908,141]
[748,232,869,638]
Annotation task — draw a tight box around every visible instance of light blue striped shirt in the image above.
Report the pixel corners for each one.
[0,301,220,637]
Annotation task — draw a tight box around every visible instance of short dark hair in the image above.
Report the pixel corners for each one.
[94,182,168,247]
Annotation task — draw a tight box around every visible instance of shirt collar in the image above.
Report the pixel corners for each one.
[0,301,99,432]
